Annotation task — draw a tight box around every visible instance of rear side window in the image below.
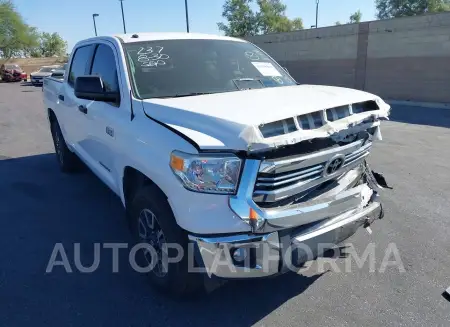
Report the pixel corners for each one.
[90,44,119,93]
[68,45,94,86]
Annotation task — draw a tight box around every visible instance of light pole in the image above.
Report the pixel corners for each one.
[119,0,127,34]
[92,14,99,36]
[315,0,319,28]
[184,0,190,33]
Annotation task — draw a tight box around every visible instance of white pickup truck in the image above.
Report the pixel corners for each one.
[43,32,391,295]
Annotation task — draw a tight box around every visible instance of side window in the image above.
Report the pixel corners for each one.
[90,44,120,94]
[68,45,94,86]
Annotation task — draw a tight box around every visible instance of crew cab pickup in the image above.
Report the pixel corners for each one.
[43,33,391,295]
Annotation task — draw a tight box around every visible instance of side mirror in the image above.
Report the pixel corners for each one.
[74,76,119,103]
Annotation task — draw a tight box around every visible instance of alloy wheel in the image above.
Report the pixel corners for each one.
[138,208,168,278]
[53,125,64,165]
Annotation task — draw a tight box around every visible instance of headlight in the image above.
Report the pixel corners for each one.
[170,151,242,194]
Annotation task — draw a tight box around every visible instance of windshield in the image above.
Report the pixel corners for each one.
[124,39,296,99]
[39,67,55,73]
[6,64,20,70]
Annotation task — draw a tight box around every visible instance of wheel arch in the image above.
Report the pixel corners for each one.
[121,166,168,212]
[47,108,57,122]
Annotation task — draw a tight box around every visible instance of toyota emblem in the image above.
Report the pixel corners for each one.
[324,155,345,176]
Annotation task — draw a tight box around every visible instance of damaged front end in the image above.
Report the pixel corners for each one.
[230,100,391,235]
[190,99,392,279]
[241,99,390,152]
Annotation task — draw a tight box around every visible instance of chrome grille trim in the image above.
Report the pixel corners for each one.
[253,140,372,203]
[256,173,322,189]
[255,165,324,186]
[259,140,365,174]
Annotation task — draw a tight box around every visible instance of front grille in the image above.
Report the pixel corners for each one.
[256,164,324,191]
[253,140,372,205]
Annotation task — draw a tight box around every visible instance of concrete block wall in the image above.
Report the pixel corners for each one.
[247,12,450,103]
[366,13,450,103]
[247,24,359,88]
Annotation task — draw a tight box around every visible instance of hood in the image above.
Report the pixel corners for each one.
[141,84,390,152]
[31,71,53,77]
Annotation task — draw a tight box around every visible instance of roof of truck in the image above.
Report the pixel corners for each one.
[114,32,246,43]
[72,33,247,51]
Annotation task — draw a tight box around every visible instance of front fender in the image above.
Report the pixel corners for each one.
[115,115,251,234]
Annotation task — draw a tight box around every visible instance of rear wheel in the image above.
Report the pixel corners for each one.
[50,120,79,173]
[129,185,203,297]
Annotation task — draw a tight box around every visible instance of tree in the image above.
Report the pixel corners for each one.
[39,32,67,57]
[0,1,66,58]
[335,21,342,25]
[290,17,304,30]
[22,26,41,57]
[375,0,450,19]
[217,0,258,37]
[257,0,303,33]
[0,0,39,58]
[218,0,303,37]
[349,10,362,23]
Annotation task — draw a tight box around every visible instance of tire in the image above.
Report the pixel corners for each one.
[50,119,79,173]
[129,185,203,297]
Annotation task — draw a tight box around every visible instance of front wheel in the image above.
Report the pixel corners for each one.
[50,120,79,173]
[129,185,203,296]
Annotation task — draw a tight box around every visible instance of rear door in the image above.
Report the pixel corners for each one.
[58,44,95,160]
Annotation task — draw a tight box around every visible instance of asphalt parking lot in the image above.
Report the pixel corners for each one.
[1,82,449,327]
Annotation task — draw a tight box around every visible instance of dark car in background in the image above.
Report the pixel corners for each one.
[0,64,27,82]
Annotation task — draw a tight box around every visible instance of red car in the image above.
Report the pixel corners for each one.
[0,64,27,82]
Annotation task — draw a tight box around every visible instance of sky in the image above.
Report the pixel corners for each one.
[14,0,377,52]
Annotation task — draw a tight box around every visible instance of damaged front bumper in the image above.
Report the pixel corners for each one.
[188,192,383,279]
[189,161,388,279]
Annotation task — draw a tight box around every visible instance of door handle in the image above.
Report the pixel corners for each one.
[58,94,64,101]
[78,105,88,114]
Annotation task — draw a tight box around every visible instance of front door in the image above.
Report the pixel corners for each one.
[80,42,128,191]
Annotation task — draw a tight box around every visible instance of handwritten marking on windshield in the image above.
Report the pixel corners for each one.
[137,46,169,67]
[245,51,260,60]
